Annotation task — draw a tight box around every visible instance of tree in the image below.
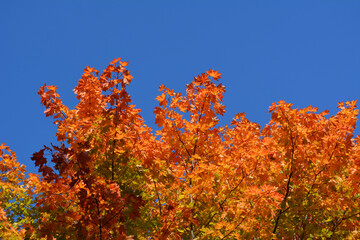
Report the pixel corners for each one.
[1,58,360,239]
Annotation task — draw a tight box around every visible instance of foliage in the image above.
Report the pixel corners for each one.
[1,58,360,239]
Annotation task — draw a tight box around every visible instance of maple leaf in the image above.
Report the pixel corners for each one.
[31,149,47,167]
[110,57,121,65]
[120,61,129,67]
[207,69,221,80]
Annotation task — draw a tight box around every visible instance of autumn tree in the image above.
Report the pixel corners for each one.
[0,144,39,240]
[1,58,360,239]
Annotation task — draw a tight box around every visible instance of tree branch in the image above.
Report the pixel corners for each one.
[273,170,293,234]
[94,196,102,240]
[153,180,162,216]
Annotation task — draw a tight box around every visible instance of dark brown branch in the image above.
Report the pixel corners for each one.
[342,211,360,221]
[111,78,121,181]
[272,107,297,234]
[330,210,347,239]
[219,174,246,210]
[111,139,116,181]
[174,126,192,159]
[194,169,255,238]
[94,196,103,240]
[174,129,190,178]
[192,94,208,158]
[194,212,218,238]
[220,197,259,240]
[303,143,338,207]
[305,164,328,199]
[273,170,293,234]
[153,181,162,216]
[102,204,126,228]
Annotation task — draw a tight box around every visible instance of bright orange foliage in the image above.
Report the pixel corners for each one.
[1,58,360,239]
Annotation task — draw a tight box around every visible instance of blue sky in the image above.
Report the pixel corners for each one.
[1,1,360,174]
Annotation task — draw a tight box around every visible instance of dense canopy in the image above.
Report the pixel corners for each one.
[1,58,360,239]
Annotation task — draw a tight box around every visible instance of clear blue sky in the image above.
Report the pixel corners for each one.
[1,1,360,174]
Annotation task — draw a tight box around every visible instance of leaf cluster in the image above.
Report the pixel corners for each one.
[1,58,360,239]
